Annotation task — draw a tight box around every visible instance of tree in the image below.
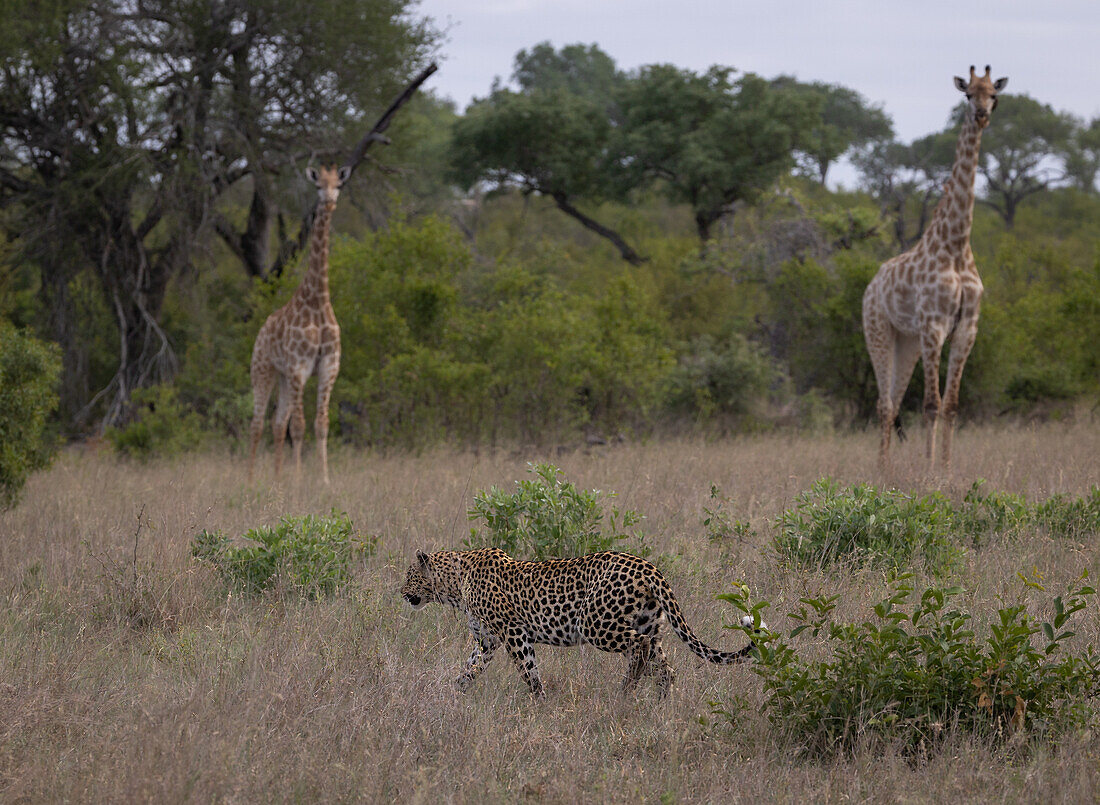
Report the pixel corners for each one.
[619,66,816,243]
[977,94,1075,227]
[773,78,893,185]
[0,0,436,427]
[1062,116,1100,193]
[450,84,645,264]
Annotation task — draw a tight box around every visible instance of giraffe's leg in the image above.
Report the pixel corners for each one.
[287,373,307,482]
[248,367,276,483]
[863,305,898,468]
[271,376,291,479]
[920,329,948,467]
[940,311,980,470]
[314,350,340,486]
[890,334,922,442]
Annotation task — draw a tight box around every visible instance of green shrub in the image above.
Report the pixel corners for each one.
[774,479,962,576]
[957,480,1031,543]
[466,462,641,558]
[957,480,1100,543]
[107,384,205,459]
[1035,488,1100,540]
[720,573,1100,755]
[191,512,373,599]
[0,323,60,509]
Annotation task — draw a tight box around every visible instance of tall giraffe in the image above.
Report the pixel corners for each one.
[863,66,1007,469]
[248,164,349,484]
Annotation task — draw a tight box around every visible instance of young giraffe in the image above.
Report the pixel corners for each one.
[248,165,350,484]
[863,65,1007,470]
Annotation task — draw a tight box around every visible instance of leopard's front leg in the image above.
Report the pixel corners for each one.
[456,617,498,691]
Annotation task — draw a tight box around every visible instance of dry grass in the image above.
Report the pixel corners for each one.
[3,419,1100,803]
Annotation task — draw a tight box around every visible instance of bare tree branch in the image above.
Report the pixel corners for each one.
[342,62,438,177]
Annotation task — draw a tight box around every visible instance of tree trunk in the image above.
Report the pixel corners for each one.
[76,210,180,429]
[694,208,726,244]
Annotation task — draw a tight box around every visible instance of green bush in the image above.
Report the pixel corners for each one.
[774,479,962,576]
[106,384,205,459]
[0,323,60,509]
[958,480,1100,543]
[956,480,1031,543]
[466,462,641,558]
[191,512,372,599]
[720,573,1100,755]
[1035,488,1100,540]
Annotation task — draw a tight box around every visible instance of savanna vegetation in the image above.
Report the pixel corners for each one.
[3,425,1100,800]
[3,1,1100,800]
[1,6,1097,471]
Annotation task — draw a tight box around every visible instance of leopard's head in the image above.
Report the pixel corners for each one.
[400,550,436,609]
[402,550,466,610]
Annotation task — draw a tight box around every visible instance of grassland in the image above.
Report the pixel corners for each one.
[3,419,1100,803]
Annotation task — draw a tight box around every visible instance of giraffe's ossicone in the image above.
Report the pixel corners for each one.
[248,164,350,484]
[863,66,1007,471]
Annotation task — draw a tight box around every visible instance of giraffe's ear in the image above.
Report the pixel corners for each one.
[416,550,431,571]
[337,165,352,185]
[953,76,968,92]
[993,77,1008,91]
[305,166,319,184]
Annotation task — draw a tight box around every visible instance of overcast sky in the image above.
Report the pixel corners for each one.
[417,0,1100,146]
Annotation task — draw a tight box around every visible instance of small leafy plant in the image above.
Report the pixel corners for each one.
[466,462,642,558]
[191,511,372,599]
[719,573,1100,755]
[703,483,756,544]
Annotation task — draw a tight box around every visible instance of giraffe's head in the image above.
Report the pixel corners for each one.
[953,65,1008,129]
[305,164,351,209]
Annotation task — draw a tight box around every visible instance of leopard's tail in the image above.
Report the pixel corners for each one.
[651,574,754,664]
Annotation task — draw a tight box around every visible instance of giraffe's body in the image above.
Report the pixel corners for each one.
[863,66,1007,469]
[248,165,350,484]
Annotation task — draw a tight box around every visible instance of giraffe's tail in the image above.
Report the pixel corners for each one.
[895,418,907,442]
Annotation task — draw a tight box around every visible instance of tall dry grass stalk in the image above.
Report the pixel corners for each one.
[2,420,1100,802]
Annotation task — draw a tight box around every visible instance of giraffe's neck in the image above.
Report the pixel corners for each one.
[296,201,335,308]
[928,114,982,253]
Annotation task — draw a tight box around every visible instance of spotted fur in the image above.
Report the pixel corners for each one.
[401,548,760,696]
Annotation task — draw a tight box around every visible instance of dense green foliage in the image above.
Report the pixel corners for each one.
[191,512,371,598]
[1,31,1097,456]
[0,323,60,508]
[720,574,1100,755]
[466,463,641,558]
[0,0,437,425]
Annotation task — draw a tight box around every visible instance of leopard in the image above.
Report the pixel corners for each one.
[400,547,764,697]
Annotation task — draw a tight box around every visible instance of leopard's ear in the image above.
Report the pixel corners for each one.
[416,550,431,570]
